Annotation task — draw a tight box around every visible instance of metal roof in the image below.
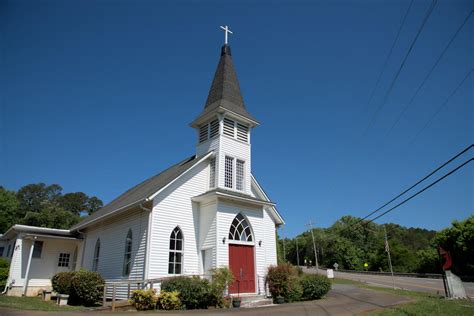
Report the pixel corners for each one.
[71,154,210,230]
[192,45,258,125]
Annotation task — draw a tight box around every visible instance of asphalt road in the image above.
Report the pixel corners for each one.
[0,284,411,316]
[304,268,474,299]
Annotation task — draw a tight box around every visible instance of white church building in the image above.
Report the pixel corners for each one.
[0,40,284,297]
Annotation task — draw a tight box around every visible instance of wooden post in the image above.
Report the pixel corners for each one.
[127,283,131,299]
[102,284,107,306]
[112,284,116,312]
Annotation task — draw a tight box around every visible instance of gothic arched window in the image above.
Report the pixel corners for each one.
[168,227,183,274]
[229,213,253,242]
[123,229,133,276]
[92,239,100,271]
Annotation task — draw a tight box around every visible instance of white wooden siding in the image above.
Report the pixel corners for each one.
[82,208,149,281]
[199,201,217,272]
[148,161,209,279]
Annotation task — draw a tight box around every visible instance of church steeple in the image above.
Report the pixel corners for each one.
[191,44,258,127]
[193,30,256,194]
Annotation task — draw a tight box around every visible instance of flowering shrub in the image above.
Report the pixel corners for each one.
[130,289,158,311]
[157,290,182,310]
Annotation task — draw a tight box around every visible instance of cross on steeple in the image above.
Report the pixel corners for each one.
[220,25,233,45]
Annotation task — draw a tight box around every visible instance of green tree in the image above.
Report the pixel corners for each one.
[435,215,474,276]
[0,187,20,233]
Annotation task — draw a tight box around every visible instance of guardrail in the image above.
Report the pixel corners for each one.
[301,266,443,279]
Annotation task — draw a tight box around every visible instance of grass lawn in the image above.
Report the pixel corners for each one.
[0,295,84,311]
[331,278,474,315]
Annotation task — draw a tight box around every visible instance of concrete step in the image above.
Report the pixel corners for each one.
[238,295,273,308]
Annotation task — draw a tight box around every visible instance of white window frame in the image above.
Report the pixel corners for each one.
[123,229,133,276]
[58,252,71,268]
[224,155,246,191]
[168,227,184,275]
[92,239,100,272]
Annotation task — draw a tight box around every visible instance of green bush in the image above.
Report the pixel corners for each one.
[130,289,158,311]
[286,276,303,302]
[70,270,105,306]
[0,258,9,289]
[51,271,76,295]
[157,290,182,310]
[266,263,300,302]
[209,267,234,307]
[300,274,331,300]
[161,276,211,309]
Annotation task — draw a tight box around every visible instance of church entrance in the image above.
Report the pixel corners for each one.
[228,244,255,294]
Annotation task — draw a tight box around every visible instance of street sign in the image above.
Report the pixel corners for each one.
[333,263,339,270]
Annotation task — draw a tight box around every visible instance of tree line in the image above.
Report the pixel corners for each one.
[0,183,103,233]
[278,215,473,277]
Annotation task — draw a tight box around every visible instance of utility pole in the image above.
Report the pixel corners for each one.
[306,220,319,273]
[295,237,300,267]
[384,225,396,289]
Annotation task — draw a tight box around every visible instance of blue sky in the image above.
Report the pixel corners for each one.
[1,0,472,237]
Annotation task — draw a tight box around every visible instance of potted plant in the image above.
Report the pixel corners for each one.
[51,272,75,306]
[275,295,285,304]
[232,296,241,308]
[232,280,241,308]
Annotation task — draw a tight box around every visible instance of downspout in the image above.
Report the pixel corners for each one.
[140,201,153,284]
[22,236,36,296]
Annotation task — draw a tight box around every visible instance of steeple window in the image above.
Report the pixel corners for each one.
[209,158,216,188]
[199,119,220,143]
[223,118,235,137]
[236,123,248,142]
[209,119,219,138]
[224,156,234,188]
[236,160,245,190]
[199,125,208,143]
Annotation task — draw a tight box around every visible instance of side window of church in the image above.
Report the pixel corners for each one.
[0,247,4,257]
[92,239,100,272]
[32,241,44,258]
[168,227,183,274]
[123,229,133,276]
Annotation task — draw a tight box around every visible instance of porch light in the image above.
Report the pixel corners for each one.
[258,240,262,247]
[222,237,226,244]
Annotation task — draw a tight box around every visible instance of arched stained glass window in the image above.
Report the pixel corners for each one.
[229,213,253,242]
[168,227,183,274]
[123,229,132,276]
[92,239,100,272]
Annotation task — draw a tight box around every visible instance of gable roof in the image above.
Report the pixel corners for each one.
[192,45,258,126]
[71,153,213,230]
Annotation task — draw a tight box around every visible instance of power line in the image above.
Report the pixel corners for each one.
[386,10,473,137]
[364,0,438,134]
[365,158,473,224]
[411,69,472,143]
[352,144,473,227]
[364,0,414,113]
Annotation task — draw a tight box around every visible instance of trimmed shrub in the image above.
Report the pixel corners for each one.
[286,275,303,302]
[130,289,158,311]
[161,276,211,309]
[51,271,76,295]
[300,274,331,300]
[0,258,9,289]
[209,267,234,307]
[157,290,182,310]
[70,270,105,306]
[265,263,300,302]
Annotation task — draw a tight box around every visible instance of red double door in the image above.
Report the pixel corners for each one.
[228,244,255,294]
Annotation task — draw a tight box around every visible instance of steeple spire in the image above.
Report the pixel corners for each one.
[191,32,258,127]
